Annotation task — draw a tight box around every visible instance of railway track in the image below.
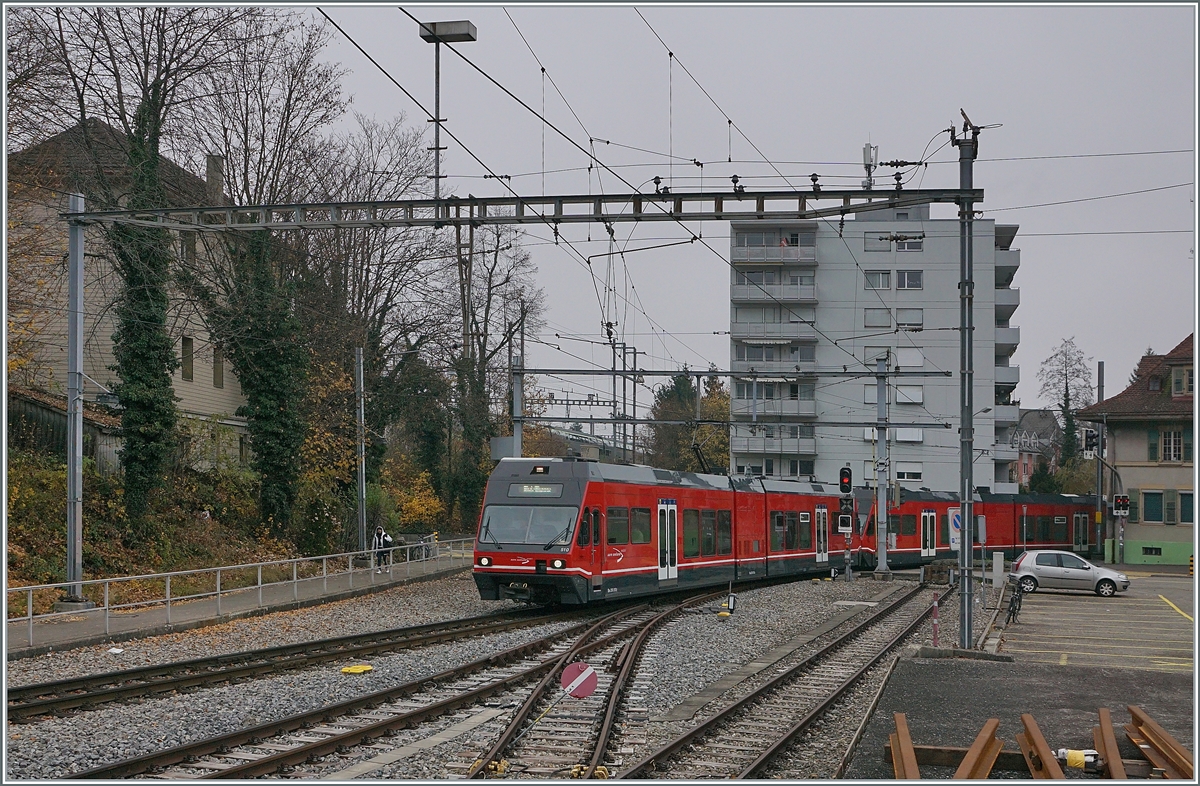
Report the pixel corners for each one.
[463,591,724,779]
[617,582,952,779]
[7,608,580,721]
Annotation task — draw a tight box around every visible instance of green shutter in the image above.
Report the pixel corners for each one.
[1127,488,1139,523]
[1185,430,1193,463]
[1148,430,1159,462]
[1165,490,1178,524]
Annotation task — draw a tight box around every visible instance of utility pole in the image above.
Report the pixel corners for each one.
[952,111,980,648]
[418,20,476,204]
[355,347,367,553]
[1096,361,1105,557]
[874,355,890,576]
[63,194,88,607]
[513,308,525,457]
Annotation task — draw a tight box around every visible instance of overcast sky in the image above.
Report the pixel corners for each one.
[319,4,1196,417]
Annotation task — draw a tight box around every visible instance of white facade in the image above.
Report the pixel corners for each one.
[728,204,1020,494]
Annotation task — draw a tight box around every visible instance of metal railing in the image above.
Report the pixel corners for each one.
[6,537,474,648]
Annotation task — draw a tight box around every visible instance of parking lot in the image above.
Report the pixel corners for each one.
[999,574,1194,672]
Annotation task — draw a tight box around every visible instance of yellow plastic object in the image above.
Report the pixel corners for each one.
[717,610,731,618]
[1066,750,1086,769]
[824,577,832,581]
[340,664,374,674]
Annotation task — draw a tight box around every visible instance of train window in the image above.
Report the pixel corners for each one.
[683,510,701,557]
[607,508,629,544]
[799,512,812,548]
[888,514,901,535]
[770,512,786,551]
[717,511,733,555]
[701,511,717,556]
[901,515,917,536]
[1053,516,1068,542]
[630,508,651,544]
[784,512,799,550]
[592,509,602,546]
[577,510,591,546]
[865,517,875,537]
[1036,516,1052,541]
[940,514,949,545]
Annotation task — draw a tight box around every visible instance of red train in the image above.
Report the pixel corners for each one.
[472,457,1098,605]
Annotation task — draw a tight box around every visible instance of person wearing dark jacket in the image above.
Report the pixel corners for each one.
[371,526,394,573]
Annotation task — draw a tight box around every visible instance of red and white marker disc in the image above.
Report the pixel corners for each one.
[560,661,597,698]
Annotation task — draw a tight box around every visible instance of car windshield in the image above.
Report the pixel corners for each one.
[481,505,580,546]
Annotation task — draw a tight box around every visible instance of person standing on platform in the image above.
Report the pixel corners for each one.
[372,526,394,573]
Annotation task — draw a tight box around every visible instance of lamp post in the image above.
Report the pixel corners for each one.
[418,20,477,205]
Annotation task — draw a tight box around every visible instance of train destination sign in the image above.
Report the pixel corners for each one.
[508,483,564,498]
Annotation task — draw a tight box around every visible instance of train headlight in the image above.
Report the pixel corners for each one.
[478,556,491,567]
[551,559,565,569]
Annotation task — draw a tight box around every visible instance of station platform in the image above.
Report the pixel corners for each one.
[5,560,470,661]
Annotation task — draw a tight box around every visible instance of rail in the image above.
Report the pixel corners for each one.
[5,537,474,648]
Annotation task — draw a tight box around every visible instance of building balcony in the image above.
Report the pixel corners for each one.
[992,443,1019,462]
[730,284,817,303]
[730,398,817,417]
[993,404,1020,426]
[730,360,817,376]
[995,326,1020,357]
[995,249,1019,287]
[730,322,817,341]
[995,287,1019,322]
[731,246,817,264]
[730,436,817,455]
[995,365,1019,390]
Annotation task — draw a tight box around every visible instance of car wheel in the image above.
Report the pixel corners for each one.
[1096,579,1117,597]
[1019,575,1038,593]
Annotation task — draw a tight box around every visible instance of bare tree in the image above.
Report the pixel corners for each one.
[1038,337,1094,465]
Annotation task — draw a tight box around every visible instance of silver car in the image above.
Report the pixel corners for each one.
[1009,550,1130,597]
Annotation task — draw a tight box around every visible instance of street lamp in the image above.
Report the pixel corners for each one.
[419,20,477,204]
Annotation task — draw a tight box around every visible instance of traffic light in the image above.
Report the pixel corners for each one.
[839,467,852,494]
[1084,429,1098,452]
[1113,495,1130,517]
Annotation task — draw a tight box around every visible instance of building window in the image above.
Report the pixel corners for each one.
[864,384,885,405]
[895,428,924,443]
[791,383,815,400]
[864,270,891,289]
[734,306,781,323]
[865,309,891,328]
[1148,376,1162,391]
[896,462,922,481]
[791,344,816,363]
[1181,492,1193,524]
[788,271,815,286]
[213,347,224,389]
[736,232,771,247]
[896,270,923,289]
[1142,546,1163,556]
[896,308,924,327]
[1142,491,1164,523]
[864,346,889,364]
[896,347,923,368]
[895,211,909,220]
[896,385,923,404]
[181,337,194,381]
[897,237,923,251]
[1172,366,1193,396]
[737,269,778,285]
[1161,430,1184,462]
[865,234,891,252]
[787,306,816,324]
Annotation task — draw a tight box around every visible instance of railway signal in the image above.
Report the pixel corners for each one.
[1113,495,1130,517]
[839,467,853,494]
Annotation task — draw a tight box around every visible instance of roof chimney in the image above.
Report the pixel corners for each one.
[205,154,225,206]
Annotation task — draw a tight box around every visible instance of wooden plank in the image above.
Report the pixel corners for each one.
[1130,705,1194,779]
[1097,708,1127,780]
[891,713,921,779]
[1019,714,1066,779]
[954,719,1003,779]
[883,742,1029,773]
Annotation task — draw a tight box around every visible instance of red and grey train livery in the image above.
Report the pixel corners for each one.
[471,457,1098,605]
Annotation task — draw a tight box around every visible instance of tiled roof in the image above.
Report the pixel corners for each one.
[7,118,207,207]
[8,384,122,430]
[1077,334,1193,422]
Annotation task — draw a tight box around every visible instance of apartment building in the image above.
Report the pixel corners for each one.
[728,203,1021,493]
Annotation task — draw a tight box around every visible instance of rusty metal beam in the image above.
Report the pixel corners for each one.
[1016,713,1065,779]
[1093,708,1127,779]
[1129,705,1193,779]
[953,718,1004,779]
[890,713,921,779]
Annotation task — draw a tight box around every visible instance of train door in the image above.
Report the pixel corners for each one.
[921,510,937,558]
[589,508,603,595]
[1072,512,1089,553]
[815,505,829,563]
[657,499,678,582]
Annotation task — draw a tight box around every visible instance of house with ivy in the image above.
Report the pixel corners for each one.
[1078,334,1193,565]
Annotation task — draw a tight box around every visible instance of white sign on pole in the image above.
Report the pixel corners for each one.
[948,507,961,552]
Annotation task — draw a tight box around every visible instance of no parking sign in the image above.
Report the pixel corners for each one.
[948,507,961,552]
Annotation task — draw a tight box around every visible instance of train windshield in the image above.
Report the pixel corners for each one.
[480,505,579,547]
